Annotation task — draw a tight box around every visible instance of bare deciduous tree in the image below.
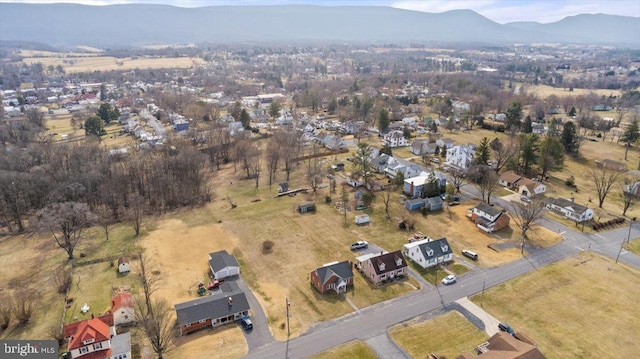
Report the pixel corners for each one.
[469,165,499,204]
[510,198,547,253]
[0,295,11,329]
[381,183,394,220]
[134,297,174,359]
[591,167,622,208]
[126,194,146,237]
[490,137,515,174]
[35,201,96,259]
[12,289,36,324]
[448,169,466,193]
[139,254,162,315]
[621,177,639,216]
[54,266,72,294]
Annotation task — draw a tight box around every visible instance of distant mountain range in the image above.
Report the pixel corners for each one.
[1,3,639,48]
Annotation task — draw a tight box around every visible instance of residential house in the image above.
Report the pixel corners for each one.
[117,257,130,274]
[63,314,131,359]
[546,197,594,223]
[402,237,453,269]
[325,136,346,151]
[357,251,407,285]
[518,179,546,197]
[411,139,436,156]
[385,157,424,179]
[435,118,450,127]
[111,293,134,326]
[370,153,391,173]
[531,124,546,135]
[401,116,418,126]
[452,101,470,113]
[498,171,522,188]
[493,113,507,122]
[457,331,546,359]
[403,171,447,199]
[208,250,240,280]
[382,130,409,148]
[310,261,354,294]
[445,144,475,171]
[468,202,511,233]
[436,138,455,149]
[174,281,250,335]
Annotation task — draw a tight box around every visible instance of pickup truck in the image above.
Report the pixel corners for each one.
[350,241,368,250]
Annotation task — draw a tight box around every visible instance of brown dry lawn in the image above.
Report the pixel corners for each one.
[22,55,205,73]
[470,252,640,359]
[389,311,487,359]
[167,325,248,359]
[526,84,623,99]
[309,340,379,359]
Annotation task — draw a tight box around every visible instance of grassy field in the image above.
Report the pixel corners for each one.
[525,84,623,99]
[22,55,205,73]
[629,238,640,255]
[309,340,378,359]
[389,311,487,359]
[470,252,640,359]
[167,324,248,359]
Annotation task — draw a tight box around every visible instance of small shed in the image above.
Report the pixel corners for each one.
[405,198,425,211]
[355,214,370,225]
[278,182,289,193]
[118,257,130,274]
[425,196,443,211]
[297,202,316,214]
[331,163,345,171]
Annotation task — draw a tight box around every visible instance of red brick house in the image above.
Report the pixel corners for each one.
[310,261,354,294]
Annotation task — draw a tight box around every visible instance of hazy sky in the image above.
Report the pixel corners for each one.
[0,0,638,24]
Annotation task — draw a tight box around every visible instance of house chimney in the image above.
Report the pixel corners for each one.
[228,297,233,306]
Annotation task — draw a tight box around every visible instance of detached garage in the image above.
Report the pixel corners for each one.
[208,250,240,280]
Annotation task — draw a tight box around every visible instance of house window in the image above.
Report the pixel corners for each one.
[185,323,191,327]
[327,283,334,289]
[93,343,103,350]
[381,274,386,280]
[198,319,207,323]
[82,338,94,345]
[79,347,88,354]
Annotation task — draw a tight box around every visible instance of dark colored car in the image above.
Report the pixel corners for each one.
[241,316,253,330]
[498,322,516,335]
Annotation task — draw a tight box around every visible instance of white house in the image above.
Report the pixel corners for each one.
[518,178,547,197]
[208,250,240,280]
[445,144,475,171]
[435,138,455,149]
[401,116,418,126]
[117,257,130,274]
[403,237,453,269]
[64,315,131,359]
[382,130,409,148]
[384,157,423,179]
[546,197,593,223]
[111,293,135,326]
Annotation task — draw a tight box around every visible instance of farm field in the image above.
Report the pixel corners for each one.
[22,55,205,73]
[526,84,623,99]
[389,311,487,359]
[470,252,640,359]
[310,340,378,359]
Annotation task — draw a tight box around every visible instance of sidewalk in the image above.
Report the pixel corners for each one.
[455,297,500,336]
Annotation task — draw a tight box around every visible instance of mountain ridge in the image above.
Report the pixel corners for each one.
[0,3,638,48]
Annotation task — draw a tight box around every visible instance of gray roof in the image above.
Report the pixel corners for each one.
[111,332,131,356]
[209,250,240,273]
[418,237,452,260]
[474,202,503,217]
[426,196,443,206]
[314,261,354,284]
[548,197,589,214]
[175,288,250,326]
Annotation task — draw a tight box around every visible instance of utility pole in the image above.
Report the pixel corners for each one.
[617,218,635,263]
[286,297,291,337]
[481,281,486,307]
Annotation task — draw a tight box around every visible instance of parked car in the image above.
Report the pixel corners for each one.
[430,157,440,163]
[350,241,368,250]
[462,250,478,260]
[498,322,515,335]
[441,274,456,285]
[240,316,253,330]
[520,196,531,203]
[327,174,334,179]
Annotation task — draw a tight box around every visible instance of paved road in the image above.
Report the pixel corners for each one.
[244,184,640,358]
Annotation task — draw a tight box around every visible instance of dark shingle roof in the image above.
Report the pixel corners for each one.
[174,288,250,326]
[314,261,354,284]
[370,251,407,275]
[547,197,589,214]
[474,202,503,217]
[209,250,240,273]
[418,237,452,260]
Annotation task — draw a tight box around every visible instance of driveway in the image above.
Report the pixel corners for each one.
[230,277,275,350]
[455,297,500,336]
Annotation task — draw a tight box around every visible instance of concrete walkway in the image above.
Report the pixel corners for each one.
[365,334,410,359]
[455,297,500,336]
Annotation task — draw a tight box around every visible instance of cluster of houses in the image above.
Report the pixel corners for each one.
[310,237,454,295]
[173,250,250,336]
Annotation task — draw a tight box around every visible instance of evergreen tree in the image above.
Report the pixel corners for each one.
[239,108,251,129]
[561,121,579,153]
[506,101,523,130]
[377,108,390,132]
[475,137,491,166]
[547,118,561,138]
[519,134,540,175]
[568,106,576,116]
[84,116,105,137]
[523,115,533,133]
